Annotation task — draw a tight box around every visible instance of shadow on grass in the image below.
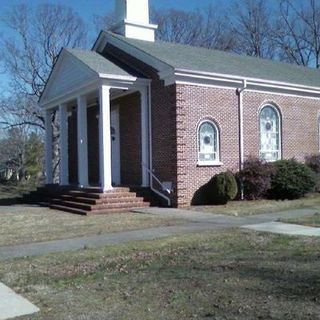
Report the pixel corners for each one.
[0,183,36,206]
[234,254,320,301]
[0,197,24,206]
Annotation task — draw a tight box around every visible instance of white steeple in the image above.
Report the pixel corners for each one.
[112,0,158,42]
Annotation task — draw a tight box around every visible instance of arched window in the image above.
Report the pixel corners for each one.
[259,105,281,161]
[198,120,220,165]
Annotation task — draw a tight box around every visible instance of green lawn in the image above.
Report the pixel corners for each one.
[279,212,320,228]
[192,193,320,216]
[0,229,319,319]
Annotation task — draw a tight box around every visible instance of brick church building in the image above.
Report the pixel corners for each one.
[39,0,320,213]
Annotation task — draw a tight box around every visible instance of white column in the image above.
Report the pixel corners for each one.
[45,109,53,184]
[59,103,69,185]
[140,87,149,187]
[99,85,113,191]
[77,96,89,188]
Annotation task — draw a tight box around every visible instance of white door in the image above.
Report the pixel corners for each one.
[111,106,121,185]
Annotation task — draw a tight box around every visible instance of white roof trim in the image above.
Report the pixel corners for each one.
[163,69,320,96]
[98,73,137,81]
[175,68,320,92]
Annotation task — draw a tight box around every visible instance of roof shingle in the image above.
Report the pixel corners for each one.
[108,32,320,88]
[65,48,134,77]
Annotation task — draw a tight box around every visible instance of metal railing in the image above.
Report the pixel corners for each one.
[142,162,171,206]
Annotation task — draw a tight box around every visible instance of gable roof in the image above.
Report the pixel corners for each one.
[106,32,320,89]
[65,48,133,77]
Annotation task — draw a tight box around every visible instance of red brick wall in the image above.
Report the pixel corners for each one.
[113,92,142,186]
[243,91,320,161]
[175,85,240,207]
[175,87,320,207]
[150,80,177,205]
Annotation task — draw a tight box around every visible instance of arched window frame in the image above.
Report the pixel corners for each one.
[197,119,222,166]
[259,104,282,162]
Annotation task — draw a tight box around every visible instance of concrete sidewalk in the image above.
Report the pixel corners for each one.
[242,221,320,236]
[0,282,39,319]
[0,207,318,262]
[0,222,226,262]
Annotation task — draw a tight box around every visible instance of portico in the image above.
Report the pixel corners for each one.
[40,48,150,192]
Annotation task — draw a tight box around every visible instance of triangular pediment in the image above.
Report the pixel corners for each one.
[40,50,97,105]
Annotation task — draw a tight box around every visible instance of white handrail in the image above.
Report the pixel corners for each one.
[142,162,171,206]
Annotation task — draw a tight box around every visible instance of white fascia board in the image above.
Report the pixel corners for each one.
[98,73,137,82]
[101,77,151,91]
[171,68,320,94]
[246,81,320,96]
[40,79,100,110]
[245,89,320,100]
[174,75,320,98]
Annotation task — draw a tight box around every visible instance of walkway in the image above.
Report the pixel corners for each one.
[0,207,318,262]
[0,282,39,320]
[242,221,320,236]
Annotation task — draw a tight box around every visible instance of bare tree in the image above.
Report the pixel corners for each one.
[0,3,88,130]
[93,12,115,33]
[274,0,320,68]
[233,0,276,59]
[154,6,237,51]
[94,6,237,51]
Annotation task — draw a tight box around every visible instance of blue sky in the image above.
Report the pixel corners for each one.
[0,0,295,92]
[0,0,219,92]
[0,0,217,27]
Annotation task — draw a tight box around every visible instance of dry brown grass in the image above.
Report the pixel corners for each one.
[192,193,320,216]
[279,212,320,227]
[0,206,186,247]
[0,229,319,319]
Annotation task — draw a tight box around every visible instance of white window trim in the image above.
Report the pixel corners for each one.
[197,119,221,166]
[259,104,282,162]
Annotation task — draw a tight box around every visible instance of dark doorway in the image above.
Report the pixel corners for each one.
[68,108,78,185]
[87,105,100,185]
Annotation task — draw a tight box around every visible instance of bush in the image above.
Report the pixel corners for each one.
[305,154,320,173]
[237,157,275,200]
[207,171,238,205]
[305,154,320,192]
[269,159,316,199]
